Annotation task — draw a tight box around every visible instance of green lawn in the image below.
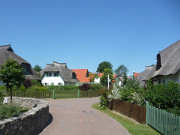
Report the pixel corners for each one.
[92,103,161,135]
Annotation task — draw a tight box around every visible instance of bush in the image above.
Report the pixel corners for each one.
[146,81,180,115]
[79,83,91,91]
[23,79,32,88]
[31,80,42,86]
[12,85,26,91]
[90,84,103,91]
[0,103,28,120]
[47,85,78,91]
[28,86,48,91]
[99,92,109,109]
[0,89,4,105]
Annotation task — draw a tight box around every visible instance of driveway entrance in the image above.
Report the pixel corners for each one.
[40,97,130,135]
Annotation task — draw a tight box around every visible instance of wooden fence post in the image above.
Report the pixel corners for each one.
[146,101,149,125]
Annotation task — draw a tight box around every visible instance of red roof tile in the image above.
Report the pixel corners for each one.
[71,69,90,83]
[134,73,140,78]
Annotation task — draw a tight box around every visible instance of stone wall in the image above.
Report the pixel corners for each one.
[0,97,49,135]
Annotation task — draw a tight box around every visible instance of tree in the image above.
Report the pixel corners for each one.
[0,59,24,102]
[122,72,128,86]
[100,68,114,87]
[96,61,113,73]
[114,65,128,77]
[33,65,42,72]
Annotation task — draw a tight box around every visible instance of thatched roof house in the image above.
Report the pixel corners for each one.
[138,40,180,86]
[0,45,40,80]
[41,61,79,85]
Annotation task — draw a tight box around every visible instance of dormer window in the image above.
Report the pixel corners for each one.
[7,47,13,52]
[72,72,76,79]
[21,63,31,75]
[156,53,162,70]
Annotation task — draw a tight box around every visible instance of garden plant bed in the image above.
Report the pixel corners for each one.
[0,97,49,135]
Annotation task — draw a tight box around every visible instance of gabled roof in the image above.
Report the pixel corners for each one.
[0,45,29,66]
[0,45,40,80]
[71,69,90,83]
[42,62,79,83]
[137,66,154,86]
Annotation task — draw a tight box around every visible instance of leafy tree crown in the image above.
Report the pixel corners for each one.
[114,65,128,77]
[100,68,114,87]
[33,65,42,72]
[96,61,113,73]
[0,59,24,90]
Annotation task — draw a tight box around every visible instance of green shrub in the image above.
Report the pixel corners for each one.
[79,83,91,91]
[31,80,42,86]
[47,85,78,91]
[28,86,48,91]
[99,92,109,110]
[119,87,134,102]
[146,81,180,115]
[0,90,4,105]
[12,86,26,91]
[0,103,28,120]
[90,84,103,91]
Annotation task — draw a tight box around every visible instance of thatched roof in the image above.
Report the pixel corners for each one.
[153,40,180,77]
[41,62,79,83]
[137,66,154,86]
[0,45,40,80]
[138,40,180,85]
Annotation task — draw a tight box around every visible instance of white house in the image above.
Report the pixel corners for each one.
[41,61,79,86]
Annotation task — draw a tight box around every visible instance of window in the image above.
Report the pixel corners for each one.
[163,80,166,84]
[21,63,31,75]
[156,54,162,70]
[72,72,76,79]
[49,73,52,77]
[54,73,58,77]
[58,83,61,85]
[44,83,48,86]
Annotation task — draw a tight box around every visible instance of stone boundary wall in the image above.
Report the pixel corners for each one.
[0,97,49,135]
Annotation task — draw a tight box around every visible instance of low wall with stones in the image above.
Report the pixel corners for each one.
[0,97,49,135]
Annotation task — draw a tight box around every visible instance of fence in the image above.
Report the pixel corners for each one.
[5,89,99,99]
[110,100,146,123]
[146,102,180,135]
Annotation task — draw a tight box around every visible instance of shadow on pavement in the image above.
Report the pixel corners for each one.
[36,113,53,135]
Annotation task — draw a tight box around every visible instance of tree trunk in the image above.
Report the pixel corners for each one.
[10,88,12,102]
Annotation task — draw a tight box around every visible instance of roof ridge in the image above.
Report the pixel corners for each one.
[71,69,88,70]
[0,45,11,47]
[160,40,180,53]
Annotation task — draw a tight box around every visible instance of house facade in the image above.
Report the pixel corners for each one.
[0,45,40,85]
[41,62,79,86]
[138,40,180,86]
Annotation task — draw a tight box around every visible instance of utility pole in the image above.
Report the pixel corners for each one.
[108,74,109,90]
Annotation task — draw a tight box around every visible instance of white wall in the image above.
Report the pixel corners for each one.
[94,77,100,83]
[157,70,180,84]
[42,72,64,86]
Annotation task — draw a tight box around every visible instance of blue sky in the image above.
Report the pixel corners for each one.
[0,0,180,75]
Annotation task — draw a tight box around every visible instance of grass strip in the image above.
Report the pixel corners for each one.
[92,103,161,135]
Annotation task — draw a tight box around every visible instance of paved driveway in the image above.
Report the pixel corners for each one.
[40,97,130,135]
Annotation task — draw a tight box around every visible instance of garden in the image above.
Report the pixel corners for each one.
[97,75,180,135]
